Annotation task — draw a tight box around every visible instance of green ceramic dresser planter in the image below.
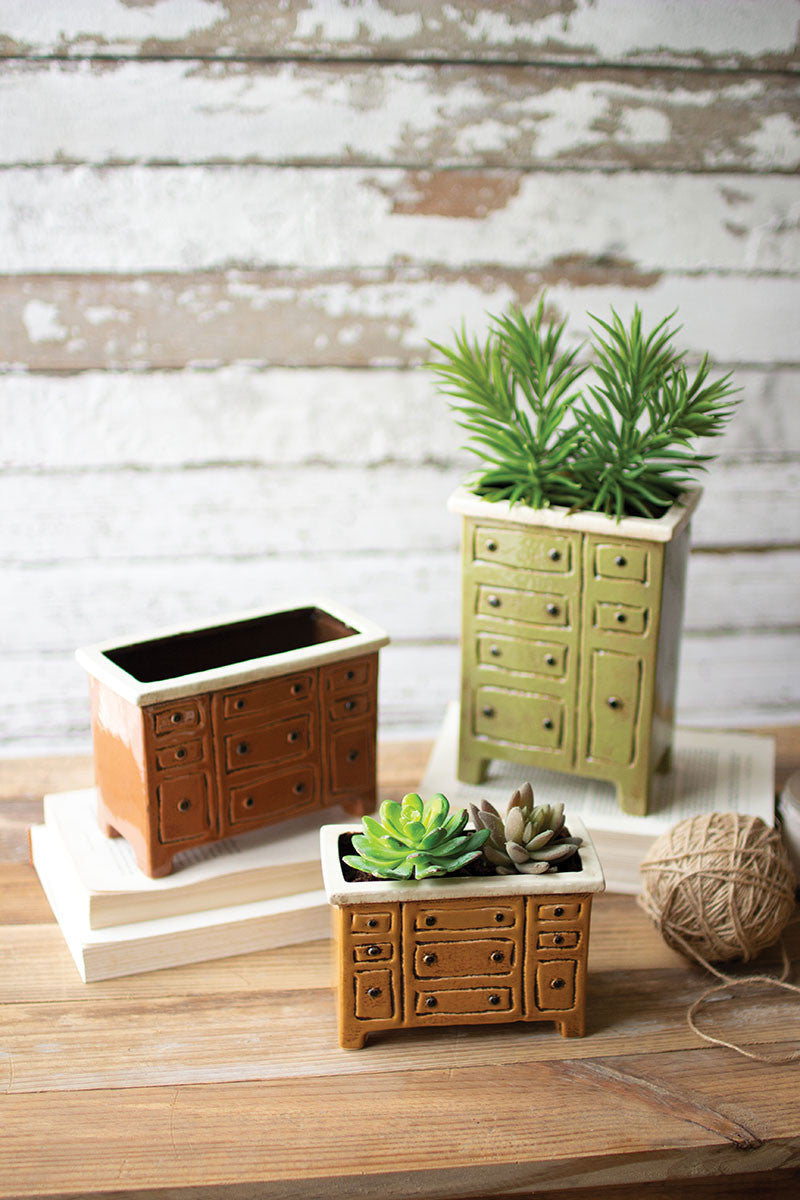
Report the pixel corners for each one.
[449,485,700,815]
[428,302,738,816]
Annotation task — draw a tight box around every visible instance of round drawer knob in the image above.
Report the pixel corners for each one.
[488,994,500,1006]
[482,705,495,718]
[488,594,501,608]
[235,698,245,710]
[494,912,504,923]
[486,539,497,552]
[489,645,501,657]
[615,611,626,623]
[367,918,377,928]
[345,699,356,712]
[175,748,186,759]
[346,669,355,680]
[548,548,561,562]
[545,654,556,666]
[293,781,306,795]
[236,741,249,756]
[550,977,566,990]
[366,945,381,957]
[490,951,504,963]
[288,730,300,743]
[554,906,564,917]
[615,555,627,567]
[347,749,359,763]
[543,717,553,731]
[607,696,622,710]
[171,712,183,724]
[425,996,437,1008]
[177,798,191,812]
[423,953,437,966]
[291,683,303,695]
[425,916,436,927]
[244,796,255,809]
[546,603,559,616]
[554,934,564,945]
[367,987,381,999]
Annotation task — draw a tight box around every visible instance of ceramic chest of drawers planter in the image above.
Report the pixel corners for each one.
[449,486,701,816]
[321,817,604,1049]
[76,601,389,877]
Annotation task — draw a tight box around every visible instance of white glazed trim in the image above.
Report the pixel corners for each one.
[320,815,605,905]
[447,485,701,543]
[75,597,390,707]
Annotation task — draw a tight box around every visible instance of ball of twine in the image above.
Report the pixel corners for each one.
[639,812,799,1064]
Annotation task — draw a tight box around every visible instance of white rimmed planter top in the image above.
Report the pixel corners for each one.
[320,816,605,905]
[76,597,390,707]
[447,485,701,543]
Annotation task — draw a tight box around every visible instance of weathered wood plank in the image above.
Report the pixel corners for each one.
[2,60,798,171]
[1,366,797,469]
[1,1,798,70]
[3,632,800,753]
[2,270,798,369]
[2,169,798,276]
[3,463,798,564]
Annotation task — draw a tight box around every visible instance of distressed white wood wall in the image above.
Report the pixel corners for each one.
[1,1,799,751]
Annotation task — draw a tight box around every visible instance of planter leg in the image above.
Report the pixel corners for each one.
[616,781,648,817]
[656,744,672,775]
[341,795,374,818]
[557,1014,585,1037]
[339,1028,367,1050]
[458,745,489,785]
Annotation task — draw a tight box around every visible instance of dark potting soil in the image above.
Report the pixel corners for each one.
[338,832,582,883]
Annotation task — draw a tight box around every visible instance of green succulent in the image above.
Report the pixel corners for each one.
[468,783,582,875]
[343,792,490,880]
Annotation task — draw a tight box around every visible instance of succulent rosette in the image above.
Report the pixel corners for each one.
[469,782,582,875]
[343,792,489,880]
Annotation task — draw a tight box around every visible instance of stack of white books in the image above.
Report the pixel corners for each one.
[422,703,776,893]
[30,789,335,981]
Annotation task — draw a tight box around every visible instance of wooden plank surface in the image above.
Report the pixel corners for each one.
[2,60,798,171]
[2,1,798,70]
[0,744,798,1200]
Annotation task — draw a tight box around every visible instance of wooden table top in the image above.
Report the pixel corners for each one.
[1,733,799,1200]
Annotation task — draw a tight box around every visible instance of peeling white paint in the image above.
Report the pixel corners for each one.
[21,299,67,343]
[293,0,422,43]
[0,0,226,46]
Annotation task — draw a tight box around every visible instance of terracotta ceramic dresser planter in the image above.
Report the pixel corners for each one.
[449,486,701,815]
[321,818,604,1049]
[77,601,389,877]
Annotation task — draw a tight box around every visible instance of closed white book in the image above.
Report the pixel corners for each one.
[42,788,338,929]
[30,823,330,982]
[422,702,776,893]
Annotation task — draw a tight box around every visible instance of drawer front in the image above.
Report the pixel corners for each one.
[353,941,394,964]
[355,969,395,1021]
[151,703,204,737]
[473,525,573,573]
[326,659,372,693]
[227,765,316,826]
[594,543,648,582]
[351,911,393,935]
[477,585,569,628]
[221,672,314,720]
[535,959,577,1010]
[537,930,580,950]
[224,714,310,773]
[157,773,211,844]
[589,650,642,766]
[329,724,374,793]
[414,986,514,1016]
[537,901,583,922]
[477,633,567,678]
[413,904,519,932]
[595,601,648,636]
[155,737,204,771]
[414,938,515,978]
[475,686,564,750]
[328,691,372,723]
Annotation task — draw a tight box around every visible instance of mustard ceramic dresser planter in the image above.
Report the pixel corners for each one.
[321,817,604,1049]
[449,486,701,816]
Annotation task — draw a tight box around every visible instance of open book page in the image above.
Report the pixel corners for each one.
[422,703,775,838]
[44,789,339,895]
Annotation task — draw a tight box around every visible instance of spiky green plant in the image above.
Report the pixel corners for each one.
[468,783,582,875]
[426,300,738,519]
[343,792,489,880]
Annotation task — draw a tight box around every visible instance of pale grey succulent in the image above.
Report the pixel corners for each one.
[468,782,582,875]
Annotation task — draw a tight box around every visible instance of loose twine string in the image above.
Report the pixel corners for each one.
[638,812,799,1064]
